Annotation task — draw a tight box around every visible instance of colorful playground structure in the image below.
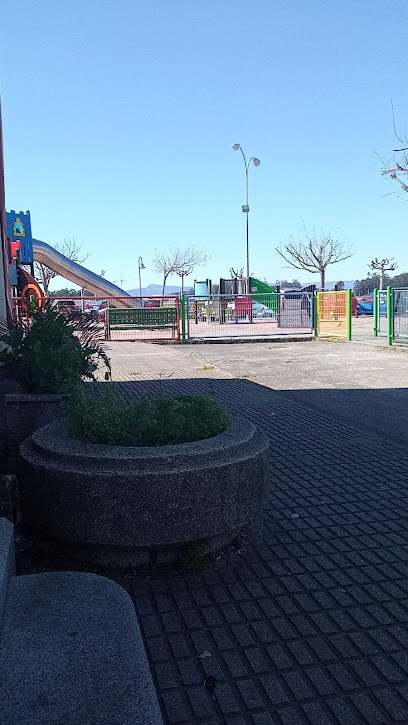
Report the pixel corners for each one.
[4,210,350,342]
[7,209,408,346]
[6,209,133,307]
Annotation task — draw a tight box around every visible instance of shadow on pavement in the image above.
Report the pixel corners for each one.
[112,376,408,449]
[278,387,408,447]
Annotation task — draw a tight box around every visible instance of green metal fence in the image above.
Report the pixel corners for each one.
[373,287,393,345]
[105,305,179,341]
[392,288,408,344]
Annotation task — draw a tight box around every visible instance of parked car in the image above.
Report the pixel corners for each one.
[252,302,276,318]
[51,300,78,316]
[97,302,109,323]
[355,295,373,316]
[83,304,101,320]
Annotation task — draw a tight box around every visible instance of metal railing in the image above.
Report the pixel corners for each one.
[185,292,314,339]
[12,295,181,342]
[377,290,388,336]
[393,288,408,343]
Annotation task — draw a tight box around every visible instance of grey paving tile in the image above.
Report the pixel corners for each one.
[112,377,408,724]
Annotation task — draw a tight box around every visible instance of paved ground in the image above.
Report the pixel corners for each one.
[95,333,408,725]
[105,319,408,444]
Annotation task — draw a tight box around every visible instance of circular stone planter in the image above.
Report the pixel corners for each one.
[5,393,70,440]
[18,417,269,567]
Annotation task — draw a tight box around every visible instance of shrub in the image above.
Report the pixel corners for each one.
[0,302,111,394]
[70,390,229,446]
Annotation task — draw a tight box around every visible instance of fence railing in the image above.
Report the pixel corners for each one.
[185,292,314,339]
[11,289,375,344]
[377,290,388,336]
[393,288,408,343]
[12,295,181,342]
[373,287,395,346]
[316,290,352,340]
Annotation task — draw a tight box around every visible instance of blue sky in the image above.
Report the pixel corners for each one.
[1,0,407,290]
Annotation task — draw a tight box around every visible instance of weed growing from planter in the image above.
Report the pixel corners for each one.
[70,389,229,446]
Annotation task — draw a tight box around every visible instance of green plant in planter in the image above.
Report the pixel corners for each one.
[0,302,111,393]
[70,388,229,446]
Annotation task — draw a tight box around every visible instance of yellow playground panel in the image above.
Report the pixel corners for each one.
[317,291,349,338]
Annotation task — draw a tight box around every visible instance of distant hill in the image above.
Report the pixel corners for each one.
[128,281,357,297]
[323,280,356,291]
[127,283,181,296]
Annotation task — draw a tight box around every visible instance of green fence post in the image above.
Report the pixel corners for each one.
[373,288,378,337]
[181,294,187,341]
[346,288,352,341]
[313,291,318,337]
[387,285,393,346]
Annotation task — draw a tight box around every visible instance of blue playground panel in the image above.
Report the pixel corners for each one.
[6,210,34,263]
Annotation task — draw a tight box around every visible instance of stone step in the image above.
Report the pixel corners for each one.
[0,518,15,628]
[0,518,163,725]
[0,570,163,724]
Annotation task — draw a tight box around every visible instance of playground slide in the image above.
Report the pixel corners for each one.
[32,239,135,307]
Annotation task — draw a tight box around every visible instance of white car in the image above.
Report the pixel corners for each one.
[252,302,276,318]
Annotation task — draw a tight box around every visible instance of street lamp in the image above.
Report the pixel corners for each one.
[231,143,260,291]
[138,256,145,299]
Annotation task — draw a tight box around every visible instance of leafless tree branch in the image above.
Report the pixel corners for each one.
[276,226,352,290]
[35,237,90,295]
[152,245,208,295]
[381,102,408,194]
[391,100,405,145]
[368,257,397,290]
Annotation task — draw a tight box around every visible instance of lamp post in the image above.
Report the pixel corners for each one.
[231,144,260,292]
[138,256,145,300]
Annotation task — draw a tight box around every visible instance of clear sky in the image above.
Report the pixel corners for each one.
[1,0,407,291]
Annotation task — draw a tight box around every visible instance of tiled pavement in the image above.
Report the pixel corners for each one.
[116,377,408,725]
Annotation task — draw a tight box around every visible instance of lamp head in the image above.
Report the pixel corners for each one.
[231,143,241,151]
[253,158,261,166]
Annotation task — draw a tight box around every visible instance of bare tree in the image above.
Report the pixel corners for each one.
[35,238,90,294]
[276,226,352,290]
[153,246,208,295]
[369,257,397,290]
[230,267,245,280]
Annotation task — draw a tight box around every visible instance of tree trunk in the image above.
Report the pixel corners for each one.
[42,272,49,295]
[162,274,168,296]
[320,268,325,291]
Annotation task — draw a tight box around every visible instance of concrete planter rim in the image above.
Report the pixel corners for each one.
[29,416,257,464]
[19,413,269,560]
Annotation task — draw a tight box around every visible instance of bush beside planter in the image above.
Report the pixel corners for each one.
[19,417,269,567]
[0,302,111,473]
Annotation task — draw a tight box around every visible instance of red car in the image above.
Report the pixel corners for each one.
[52,300,78,316]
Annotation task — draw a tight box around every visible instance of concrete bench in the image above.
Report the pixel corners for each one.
[0,518,163,725]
